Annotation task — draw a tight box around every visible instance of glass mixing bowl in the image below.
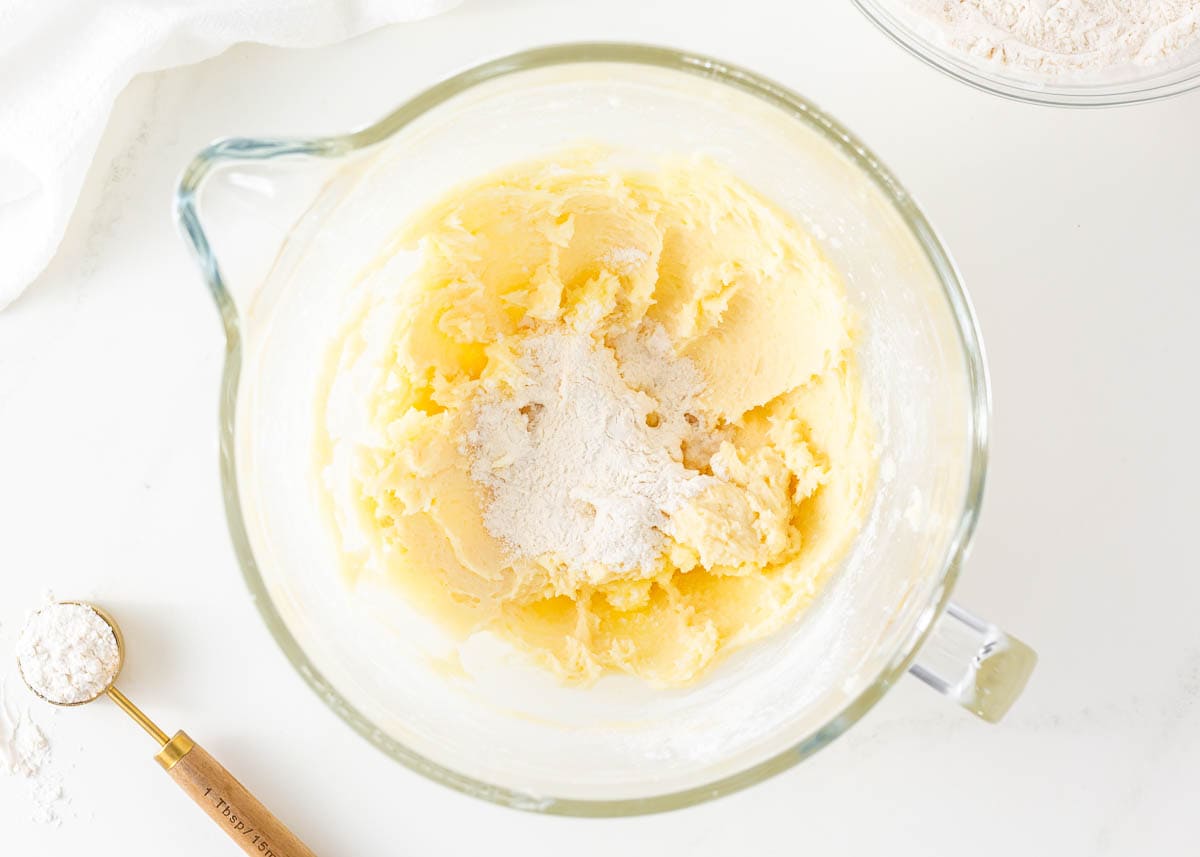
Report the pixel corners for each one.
[176,43,1036,816]
[853,0,1200,106]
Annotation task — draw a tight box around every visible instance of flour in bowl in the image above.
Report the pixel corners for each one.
[901,0,1200,77]
[465,327,711,578]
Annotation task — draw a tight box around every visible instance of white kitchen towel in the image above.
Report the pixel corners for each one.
[0,0,460,310]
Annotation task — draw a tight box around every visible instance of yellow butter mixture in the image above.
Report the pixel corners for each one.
[318,153,875,685]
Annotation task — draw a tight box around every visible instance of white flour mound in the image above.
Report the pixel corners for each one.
[16,603,120,705]
[901,0,1200,77]
[465,327,711,578]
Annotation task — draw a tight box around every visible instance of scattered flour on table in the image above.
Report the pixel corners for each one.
[0,683,66,826]
[465,325,714,577]
[901,0,1200,76]
[1,681,49,777]
[3,607,70,828]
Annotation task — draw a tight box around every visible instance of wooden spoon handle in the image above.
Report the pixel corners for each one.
[156,731,317,857]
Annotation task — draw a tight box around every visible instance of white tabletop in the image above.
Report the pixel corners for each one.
[2,1,1198,853]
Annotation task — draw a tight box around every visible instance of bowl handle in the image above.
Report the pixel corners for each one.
[907,602,1036,723]
[174,136,349,335]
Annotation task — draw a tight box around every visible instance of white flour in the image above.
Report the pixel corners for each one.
[466,326,711,578]
[901,0,1200,76]
[1,598,82,826]
[16,603,120,705]
[2,676,68,826]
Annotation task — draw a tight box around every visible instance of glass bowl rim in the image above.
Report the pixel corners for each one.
[851,0,1200,107]
[175,41,991,817]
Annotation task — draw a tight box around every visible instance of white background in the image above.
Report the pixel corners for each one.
[2,1,1198,854]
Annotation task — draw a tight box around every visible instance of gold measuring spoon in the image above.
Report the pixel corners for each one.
[17,601,317,857]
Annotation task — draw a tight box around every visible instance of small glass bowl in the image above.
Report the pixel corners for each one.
[853,0,1200,107]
